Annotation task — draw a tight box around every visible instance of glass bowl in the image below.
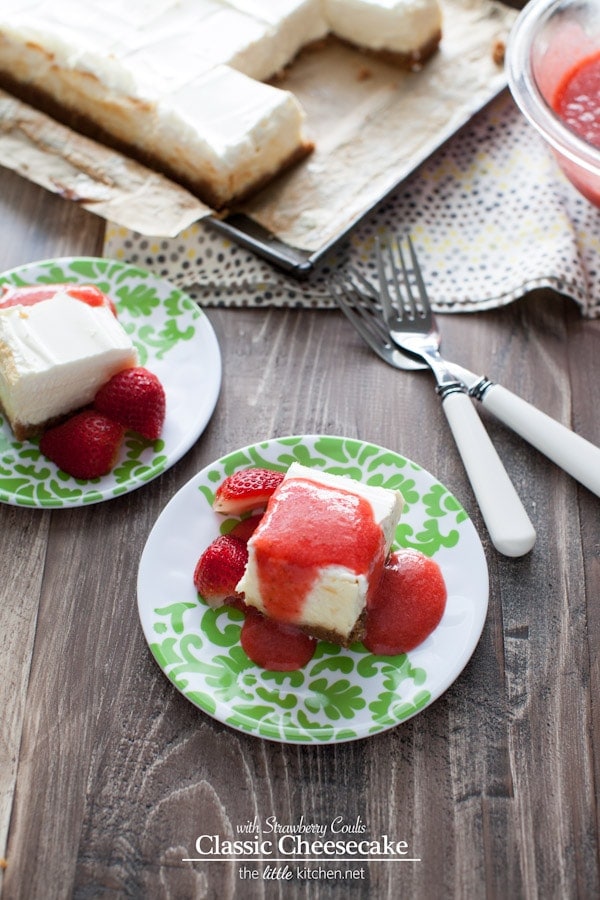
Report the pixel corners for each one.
[506,0,600,206]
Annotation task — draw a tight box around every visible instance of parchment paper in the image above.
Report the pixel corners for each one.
[0,0,517,251]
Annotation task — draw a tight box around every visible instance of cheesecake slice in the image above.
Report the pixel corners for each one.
[0,0,442,210]
[0,1,313,210]
[147,65,311,210]
[237,462,403,646]
[222,0,329,76]
[324,0,442,67]
[0,288,138,440]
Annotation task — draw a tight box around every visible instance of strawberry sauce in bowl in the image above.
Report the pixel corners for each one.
[507,0,600,206]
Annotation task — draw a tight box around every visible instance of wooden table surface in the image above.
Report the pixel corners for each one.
[0,160,599,900]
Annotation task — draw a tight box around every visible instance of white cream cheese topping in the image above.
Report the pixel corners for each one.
[0,0,442,206]
[324,0,442,54]
[0,293,138,429]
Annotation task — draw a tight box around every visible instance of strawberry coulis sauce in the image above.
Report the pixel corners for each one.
[224,489,446,671]
[363,549,447,656]
[0,283,117,315]
[552,51,600,149]
[240,608,317,671]
[248,477,385,622]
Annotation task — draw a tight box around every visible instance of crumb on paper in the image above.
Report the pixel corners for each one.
[492,38,505,65]
[269,66,289,84]
[304,37,330,55]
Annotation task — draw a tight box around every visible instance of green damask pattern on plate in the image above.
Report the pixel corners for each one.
[138,435,489,744]
[0,257,221,508]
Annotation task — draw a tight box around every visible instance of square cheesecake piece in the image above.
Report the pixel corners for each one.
[0,1,313,209]
[324,0,442,67]
[0,289,138,440]
[147,65,312,210]
[0,0,443,208]
[236,462,403,646]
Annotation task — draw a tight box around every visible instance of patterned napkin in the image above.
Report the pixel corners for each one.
[104,91,600,318]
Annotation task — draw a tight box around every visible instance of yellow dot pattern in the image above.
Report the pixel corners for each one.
[103,94,600,317]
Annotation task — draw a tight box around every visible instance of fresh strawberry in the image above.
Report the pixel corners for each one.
[193,534,249,608]
[94,366,166,440]
[213,468,284,515]
[39,410,124,479]
[229,513,264,542]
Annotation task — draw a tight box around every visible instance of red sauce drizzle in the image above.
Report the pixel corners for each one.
[208,483,448,672]
[0,283,117,316]
[233,545,447,670]
[250,477,385,623]
[240,609,317,671]
[363,549,447,656]
[552,51,600,149]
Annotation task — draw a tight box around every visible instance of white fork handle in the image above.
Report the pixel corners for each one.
[478,384,600,498]
[442,390,536,557]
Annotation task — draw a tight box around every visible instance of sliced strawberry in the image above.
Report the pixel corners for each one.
[193,534,249,608]
[213,468,284,515]
[229,513,264,543]
[94,366,166,440]
[39,410,124,479]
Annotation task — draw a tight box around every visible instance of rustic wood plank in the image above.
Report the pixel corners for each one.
[0,177,599,898]
[0,168,105,893]
[0,167,104,269]
[0,509,50,877]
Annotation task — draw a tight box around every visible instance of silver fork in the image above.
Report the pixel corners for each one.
[330,235,536,558]
[331,244,600,501]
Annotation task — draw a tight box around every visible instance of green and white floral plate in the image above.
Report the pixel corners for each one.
[0,257,221,508]
[137,435,489,744]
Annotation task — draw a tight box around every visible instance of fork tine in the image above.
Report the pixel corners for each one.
[345,264,380,304]
[329,273,396,366]
[395,235,420,319]
[402,233,430,322]
[330,272,388,342]
[374,236,396,322]
[386,236,416,317]
[375,232,432,324]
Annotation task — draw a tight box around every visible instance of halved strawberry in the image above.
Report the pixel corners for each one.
[94,366,166,440]
[39,410,124,479]
[213,468,284,515]
[193,534,249,608]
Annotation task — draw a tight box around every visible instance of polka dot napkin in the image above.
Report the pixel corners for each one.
[103,92,600,318]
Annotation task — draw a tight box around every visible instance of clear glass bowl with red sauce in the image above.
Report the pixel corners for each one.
[506,0,600,206]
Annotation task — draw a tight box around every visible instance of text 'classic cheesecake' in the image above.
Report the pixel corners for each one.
[236,462,403,645]
[0,286,138,440]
